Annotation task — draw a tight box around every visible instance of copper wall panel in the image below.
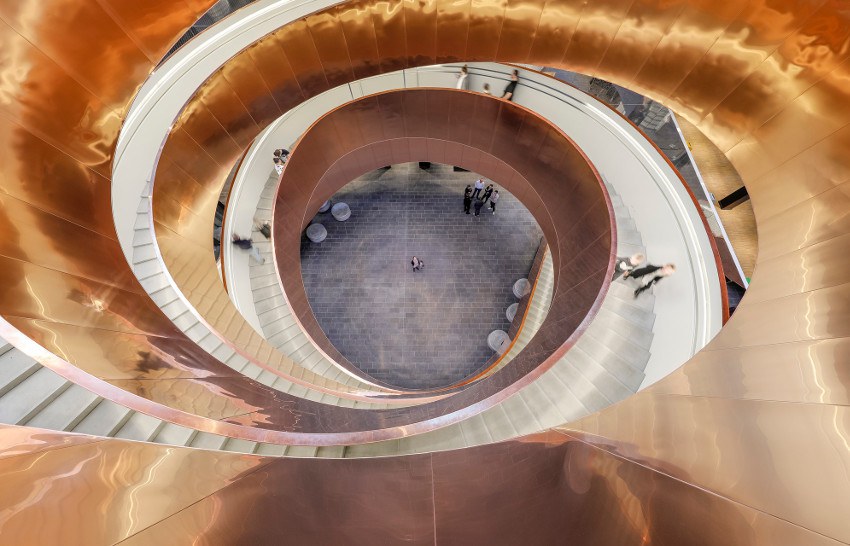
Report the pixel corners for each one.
[244,38,308,113]
[96,0,208,62]
[219,60,283,130]
[561,0,635,76]
[651,338,850,405]
[434,0,471,63]
[0,425,265,545]
[563,394,850,543]
[371,0,410,73]
[307,11,359,89]
[404,0,438,67]
[495,0,543,64]
[337,2,383,79]
[465,0,507,61]
[0,1,151,112]
[669,0,829,122]
[633,0,748,99]
[595,0,686,84]
[527,0,584,68]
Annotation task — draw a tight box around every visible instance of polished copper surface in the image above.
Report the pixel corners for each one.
[1,425,842,545]
[0,0,849,542]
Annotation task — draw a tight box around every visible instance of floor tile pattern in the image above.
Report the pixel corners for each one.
[300,163,543,389]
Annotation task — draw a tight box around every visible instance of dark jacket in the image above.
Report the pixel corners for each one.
[629,264,662,279]
[233,238,253,250]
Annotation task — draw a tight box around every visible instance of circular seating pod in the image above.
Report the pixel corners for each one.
[318,200,332,213]
[513,278,531,298]
[506,302,519,322]
[305,223,327,243]
[331,202,351,221]
[487,330,511,354]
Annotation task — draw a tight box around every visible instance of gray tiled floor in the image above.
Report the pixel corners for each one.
[300,163,543,389]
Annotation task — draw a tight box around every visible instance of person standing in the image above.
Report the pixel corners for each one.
[473,197,485,217]
[482,83,492,95]
[463,186,473,214]
[631,263,676,298]
[456,65,469,90]
[482,184,493,203]
[489,190,500,214]
[258,221,272,240]
[232,234,265,264]
[612,252,645,280]
[411,256,424,272]
[502,69,519,101]
[472,178,484,199]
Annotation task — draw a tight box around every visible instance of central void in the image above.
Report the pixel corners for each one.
[300,163,543,389]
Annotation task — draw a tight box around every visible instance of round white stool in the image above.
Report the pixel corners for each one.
[331,202,351,221]
[506,302,519,322]
[513,278,531,298]
[318,200,331,213]
[305,223,327,243]
[487,330,511,354]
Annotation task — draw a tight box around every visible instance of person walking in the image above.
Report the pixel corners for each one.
[612,252,645,280]
[463,189,473,215]
[232,234,265,264]
[489,190,500,214]
[482,184,494,203]
[411,256,424,272]
[456,65,469,90]
[473,197,485,217]
[472,178,484,199]
[631,263,676,298]
[273,157,284,176]
[502,69,519,101]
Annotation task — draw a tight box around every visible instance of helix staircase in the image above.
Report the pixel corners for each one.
[0,175,656,458]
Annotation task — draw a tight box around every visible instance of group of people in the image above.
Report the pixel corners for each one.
[231,221,272,265]
[272,148,289,175]
[612,253,676,298]
[464,179,500,216]
[457,66,519,101]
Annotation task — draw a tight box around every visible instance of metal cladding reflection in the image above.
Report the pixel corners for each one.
[272,88,613,389]
[0,0,848,543]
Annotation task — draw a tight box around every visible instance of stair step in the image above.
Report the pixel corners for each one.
[567,348,634,403]
[24,384,101,431]
[594,308,654,350]
[255,443,287,456]
[189,432,228,450]
[0,350,42,396]
[222,438,258,454]
[153,423,198,446]
[72,400,134,437]
[114,412,166,441]
[0,367,70,424]
[572,342,644,392]
[133,243,157,262]
[585,324,651,368]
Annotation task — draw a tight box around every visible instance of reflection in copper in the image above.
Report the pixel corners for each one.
[0,0,848,542]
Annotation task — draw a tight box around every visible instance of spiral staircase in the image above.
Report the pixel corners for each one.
[0,0,848,544]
